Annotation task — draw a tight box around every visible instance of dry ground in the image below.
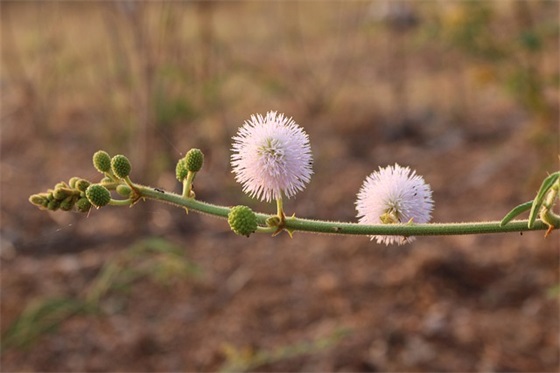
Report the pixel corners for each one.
[1,2,559,371]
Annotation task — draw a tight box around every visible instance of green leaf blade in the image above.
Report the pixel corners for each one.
[500,201,533,227]
[529,172,560,228]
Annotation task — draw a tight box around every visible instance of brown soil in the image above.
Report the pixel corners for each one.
[1,2,558,372]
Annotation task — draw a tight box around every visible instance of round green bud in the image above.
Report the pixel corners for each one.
[76,197,92,213]
[93,150,112,173]
[111,155,131,179]
[60,196,75,211]
[176,159,189,182]
[29,194,47,208]
[53,187,74,201]
[85,184,111,208]
[54,182,69,190]
[116,184,132,197]
[47,199,61,211]
[228,205,258,237]
[69,177,80,189]
[40,193,51,208]
[75,179,91,192]
[185,148,204,173]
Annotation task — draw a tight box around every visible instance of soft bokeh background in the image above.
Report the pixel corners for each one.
[1,1,559,371]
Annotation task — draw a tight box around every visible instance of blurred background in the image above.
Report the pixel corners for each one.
[1,1,559,371]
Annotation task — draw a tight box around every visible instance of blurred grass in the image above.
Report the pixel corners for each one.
[1,236,199,352]
[219,328,352,372]
[3,1,557,146]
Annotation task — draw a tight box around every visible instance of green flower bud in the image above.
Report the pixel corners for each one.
[228,205,258,237]
[93,150,112,173]
[116,184,132,197]
[185,148,204,173]
[76,197,92,213]
[54,182,69,190]
[60,196,75,211]
[176,159,189,182]
[69,177,80,189]
[111,155,131,179]
[85,184,111,208]
[75,179,91,192]
[53,187,74,201]
[47,199,61,211]
[29,194,48,208]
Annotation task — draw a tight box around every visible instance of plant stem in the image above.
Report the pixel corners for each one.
[135,184,554,237]
[109,198,132,207]
[182,171,196,199]
[276,197,285,220]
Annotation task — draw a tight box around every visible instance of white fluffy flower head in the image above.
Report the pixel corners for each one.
[356,164,434,245]
[231,111,313,202]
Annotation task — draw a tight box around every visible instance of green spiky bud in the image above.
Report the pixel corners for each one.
[53,187,74,201]
[176,159,188,182]
[76,197,92,213]
[93,150,112,173]
[29,194,48,208]
[69,177,80,189]
[75,179,91,192]
[54,182,69,190]
[185,148,204,173]
[47,199,60,211]
[111,155,131,179]
[40,193,51,208]
[85,184,111,208]
[228,205,258,237]
[60,196,75,211]
[116,184,132,197]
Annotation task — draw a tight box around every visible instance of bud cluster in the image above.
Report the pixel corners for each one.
[28,178,94,213]
[176,148,204,182]
[93,151,132,180]
[176,148,205,200]
[29,150,138,214]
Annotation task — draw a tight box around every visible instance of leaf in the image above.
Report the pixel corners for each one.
[528,172,560,228]
[500,200,533,226]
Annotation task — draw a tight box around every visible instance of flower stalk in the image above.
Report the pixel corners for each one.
[182,171,196,199]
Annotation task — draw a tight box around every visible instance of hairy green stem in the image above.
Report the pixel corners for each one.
[276,197,284,218]
[182,171,196,199]
[135,184,554,237]
[109,198,133,207]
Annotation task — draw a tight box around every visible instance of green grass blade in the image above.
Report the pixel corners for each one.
[1,297,85,351]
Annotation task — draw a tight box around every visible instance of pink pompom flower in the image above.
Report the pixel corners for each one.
[231,111,313,202]
[356,164,434,245]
